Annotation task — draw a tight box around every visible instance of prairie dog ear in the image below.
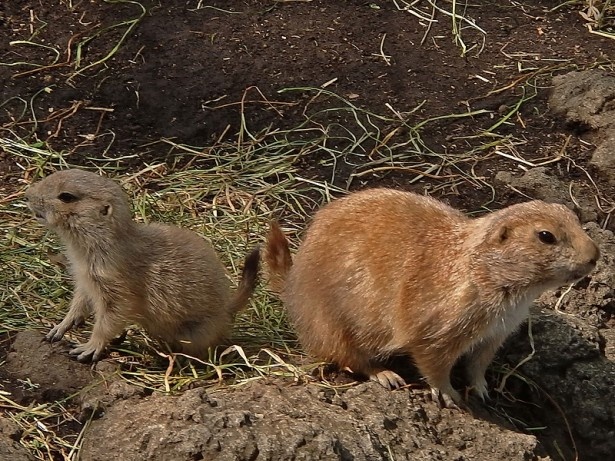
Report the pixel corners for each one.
[101,204,112,217]
[491,223,509,245]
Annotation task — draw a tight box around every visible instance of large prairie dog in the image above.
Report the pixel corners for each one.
[25,169,260,362]
[265,188,599,407]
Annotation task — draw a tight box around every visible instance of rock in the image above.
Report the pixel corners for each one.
[603,328,615,361]
[79,382,549,461]
[505,308,615,461]
[589,131,615,184]
[79,377,145,422]
[549,70,615,130]
[549,69,615,183]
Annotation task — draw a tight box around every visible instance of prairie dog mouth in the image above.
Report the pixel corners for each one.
[31,209,46,222]
[567,269,593,284]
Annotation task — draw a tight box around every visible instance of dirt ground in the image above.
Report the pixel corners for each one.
[2,1,614,202]
[1,1,615,460]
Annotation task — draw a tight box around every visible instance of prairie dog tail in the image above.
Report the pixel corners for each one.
[227,246,261,315]
[264,221,293,293]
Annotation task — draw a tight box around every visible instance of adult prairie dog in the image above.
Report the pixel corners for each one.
[265,188,599,407]
[25,169,260,362]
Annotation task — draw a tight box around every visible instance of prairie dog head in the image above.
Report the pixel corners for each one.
[25,169,133,240]
[474,201,599,290]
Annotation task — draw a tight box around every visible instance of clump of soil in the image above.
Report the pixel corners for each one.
[4,331,95,404]
[549,69,615,185]
[0,417,34,461]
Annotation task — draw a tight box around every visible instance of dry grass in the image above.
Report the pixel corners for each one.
[390,0,615,54]
[566,0,615,37]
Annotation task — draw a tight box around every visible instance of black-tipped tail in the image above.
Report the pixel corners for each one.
[227,245,261,315]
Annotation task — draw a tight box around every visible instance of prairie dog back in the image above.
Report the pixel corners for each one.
[26,169,260,362]
[265,188,599,407]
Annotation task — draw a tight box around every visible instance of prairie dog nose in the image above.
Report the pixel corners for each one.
[583,239,600,267]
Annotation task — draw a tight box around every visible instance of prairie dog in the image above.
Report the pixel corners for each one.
[265,188,599,407]
[25,169,260,362]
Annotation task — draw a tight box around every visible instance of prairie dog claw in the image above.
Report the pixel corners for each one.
[69,341,106,362]
[370,370,407,390]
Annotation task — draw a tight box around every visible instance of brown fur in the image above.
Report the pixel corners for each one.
[25,169,260,362]
[265,188,600,407]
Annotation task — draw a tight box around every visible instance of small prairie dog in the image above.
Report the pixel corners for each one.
[265,188,599,407]
[25,169,260,362]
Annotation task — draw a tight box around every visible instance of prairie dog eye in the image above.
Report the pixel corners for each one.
[58,192,79,203]
[538,230,556,244]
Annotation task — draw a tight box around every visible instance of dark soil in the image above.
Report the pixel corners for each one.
[1,1,615,460]
[2,1,614,203]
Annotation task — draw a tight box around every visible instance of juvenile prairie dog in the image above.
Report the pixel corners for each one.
[265,188,599,407]
[25,169,260,362]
